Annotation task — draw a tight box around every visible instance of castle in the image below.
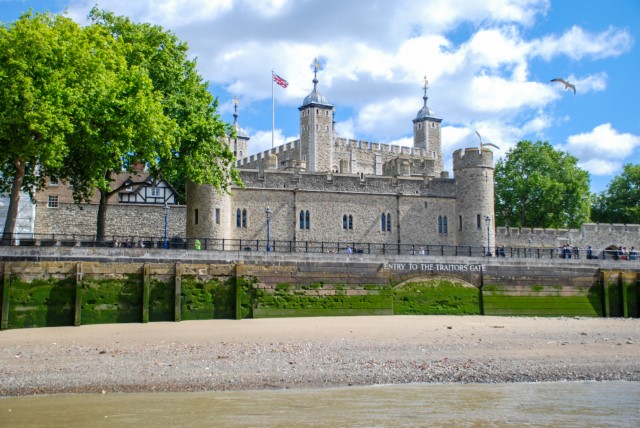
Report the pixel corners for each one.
[186,71,496,250]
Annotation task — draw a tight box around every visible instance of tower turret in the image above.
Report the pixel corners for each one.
[453,148,495,249]
[186,181,232,242]
[299,58,334,173]
[413,77,443,173]
[231,96,249,160]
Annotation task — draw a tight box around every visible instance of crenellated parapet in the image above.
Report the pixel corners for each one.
[495,223,640,252]
[452,147,494,170]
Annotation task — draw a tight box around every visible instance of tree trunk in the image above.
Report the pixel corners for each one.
[2,159,25,244]
[96,189,109,243]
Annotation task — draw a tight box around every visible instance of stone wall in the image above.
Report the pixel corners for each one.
[495,223,640,252]
[34,203,186,239]
[2,248,639,330]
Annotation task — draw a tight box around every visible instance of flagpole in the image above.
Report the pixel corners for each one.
[271,70,274,149]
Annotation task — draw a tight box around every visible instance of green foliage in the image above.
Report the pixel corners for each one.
[87,8,242,211]
[591,163,640,224]
[0,12,95,239]
[494,140,591,228]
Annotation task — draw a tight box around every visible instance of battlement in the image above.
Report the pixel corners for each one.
[236,168,453,196]
[452,147,494,169]
[236,139,303,167]
[495,223,640,250]
[334,137,429,157]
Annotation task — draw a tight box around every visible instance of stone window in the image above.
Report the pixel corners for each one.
[438,215,448,234]
[343,214,353,230]
[477,214,481,229]
[48,195,58,208]
[194,209,199,225]
[215,208,220,225]
[299,210,310,229]
[236,208,247,228]
[382,213,391,232]
[459,215,462,231]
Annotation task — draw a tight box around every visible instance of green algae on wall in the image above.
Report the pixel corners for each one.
[393,279,481,315]
[252,283,394,318]
[482,284,602,317]
[7,278,75,329]
[180,277,238,320]
[81,275,143,324]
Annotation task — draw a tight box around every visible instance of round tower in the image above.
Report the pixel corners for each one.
[186,180,232,242]
[412,76,444,174]
[453,148,495,250]
[298,58,334,173]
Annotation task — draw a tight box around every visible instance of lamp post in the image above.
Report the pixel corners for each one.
[265,207,271,252]
[485,215,492,257]
[163,202,169,249]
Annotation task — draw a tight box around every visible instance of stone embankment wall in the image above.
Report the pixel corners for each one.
[1,248,639,330]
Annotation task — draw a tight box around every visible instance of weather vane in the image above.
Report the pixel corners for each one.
[423,75,429,96]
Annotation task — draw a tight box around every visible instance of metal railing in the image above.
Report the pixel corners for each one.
[1,232,638,261]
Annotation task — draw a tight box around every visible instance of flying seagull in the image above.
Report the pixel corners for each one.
[475,130,500,152]
[550,78,576,94]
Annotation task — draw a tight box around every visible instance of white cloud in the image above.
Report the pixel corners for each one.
[533,25,634,61]
[558,124,640,176]
[246,129,299,156]
[562,123,640,159]
[577,159,622,177]
[58,0,636,187]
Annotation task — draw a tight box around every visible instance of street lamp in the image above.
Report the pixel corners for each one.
[163,202,169,249]
[265,207,272,252]
[485,215,492,257]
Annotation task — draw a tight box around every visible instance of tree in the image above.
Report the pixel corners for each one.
[62,8,241,240]
[0,12,93,241]
[494,140,591,229]
[591,163,640,224]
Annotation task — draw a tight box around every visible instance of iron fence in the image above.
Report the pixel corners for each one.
[1,232,638,261]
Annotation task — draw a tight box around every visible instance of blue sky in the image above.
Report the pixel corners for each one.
[2,0,639,193]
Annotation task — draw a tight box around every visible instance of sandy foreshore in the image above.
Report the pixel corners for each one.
[1,316,639,396]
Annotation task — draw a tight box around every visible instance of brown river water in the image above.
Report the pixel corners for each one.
[1,381,639,427]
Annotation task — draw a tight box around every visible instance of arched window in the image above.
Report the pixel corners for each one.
[381,213,386,231]
[348,215,353,230]
[242,209,247,228]
[236,209,241,228]
[386,213,391,232]
[443,216,448,234]
[305,210,310,229]
[343,215,348,230]
[300,210,305,229]
[438,215,443,234]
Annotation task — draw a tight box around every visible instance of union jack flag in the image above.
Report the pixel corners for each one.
[273,73,288,88]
